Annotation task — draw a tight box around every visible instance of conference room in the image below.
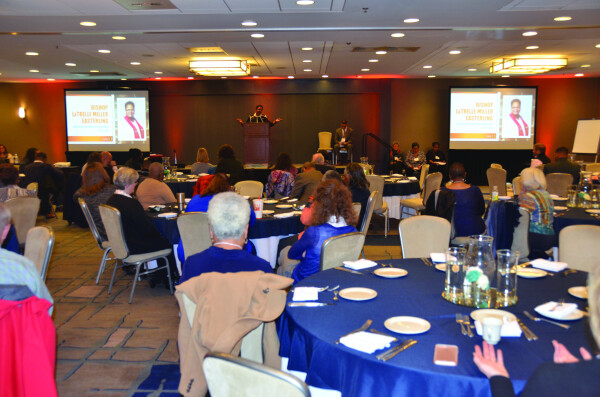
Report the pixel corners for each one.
[1,1,600,396]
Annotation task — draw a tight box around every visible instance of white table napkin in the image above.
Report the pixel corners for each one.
[408,176,418,181]
[430,253,446,263]
[530,259,568,272]
[343,259,378,270]
[274,212,295,218]
[292,287,319,302]
[474,319,522,337]
[535,301,578,319]
[339,331,395,353]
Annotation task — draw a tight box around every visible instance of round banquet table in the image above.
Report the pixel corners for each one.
[554,207,600,235]
[278,259,591,397]
[380,177,421,219]
[165,180,197,197]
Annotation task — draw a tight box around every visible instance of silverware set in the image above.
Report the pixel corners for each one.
[376,339,418,361]
[455,313,474,337]
[420,258,434,267]
[517,317,538,341]
[523,310,570,329]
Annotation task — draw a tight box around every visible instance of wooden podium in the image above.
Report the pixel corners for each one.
[243,123,271,163]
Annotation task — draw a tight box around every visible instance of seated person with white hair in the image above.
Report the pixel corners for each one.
[312,153,334,174]
[136,162,176,210]
[179,192,272,284]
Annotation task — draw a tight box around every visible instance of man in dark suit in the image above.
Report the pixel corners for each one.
[23,152,63,217]
[334,120,353,164]
[543,146,581,184]
[289,162,323,203]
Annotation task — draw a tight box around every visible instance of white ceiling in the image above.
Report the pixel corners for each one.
[0,0,599,81]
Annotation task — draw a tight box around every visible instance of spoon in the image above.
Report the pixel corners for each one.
[328,285,340,291]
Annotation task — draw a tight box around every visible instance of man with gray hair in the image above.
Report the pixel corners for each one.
[136,162,176,210]
[312,153,334,174]
[179,192,272,283]
[0,203,53,314]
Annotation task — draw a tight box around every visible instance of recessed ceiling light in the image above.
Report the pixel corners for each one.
[90,70,99,73]
[468,68,476,71]
[112,36,126,40]
[526,45,539,50]
[391,33,405,38]
[301,47,313,51]
[65,62,76,67]
[522,31,537,36]
[322,75,328,78]
[581,64,591,68]
[428,75,436,78]
[304,69,312,72]
[296,0,314,5]
[25,51,38,56]
[98,49,111,54]
[554,16,572,21]
[29,69,39,73]
[80,21,96,27]
[47,78,55,81]
[502,75,510,78]
[423,65,432,69]
[130,61,141,65]
[241,20,257,27]
[361,68,370,72]
[375,50,387,55]
[302,60,312,63]
[154,71,163,74]
[251,33,264,38]
[253,75,259,78]
[449,50,461,55]
[288,76,294,79]
[369,59,379,63]
[575,73,584,77]
[404,18,419,23]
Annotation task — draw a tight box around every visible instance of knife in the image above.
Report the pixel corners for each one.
[377,339,418,361]
[287,302,335,307]
[462,314,475,338]
[335,319,373,344]
[334,266,364,275]
[516,318,538,341]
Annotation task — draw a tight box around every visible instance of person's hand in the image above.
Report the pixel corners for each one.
[552,340,592,363]
[274,117,282,123]
[473,341,510,379]
[236,118,244,124]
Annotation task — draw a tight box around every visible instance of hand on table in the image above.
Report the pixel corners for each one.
[473,341,510,379]
[552,340,592,363]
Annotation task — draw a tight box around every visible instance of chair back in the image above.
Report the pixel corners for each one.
[486,167,507,196]
[512,176,521,196]
[78,197,105,248]
[366,175,384,210]
[98,204,130,260]
[26,182,38,194]
[399,215,451,258]
[320,232,365,271]
[4,196,40,245]
[318,131,332,150]
[352,202,361,218]
[545,173,573,197]
[177,212,211,259]
[234,181,264,198]
[585,163,600,173]
[359,190,377,234]
[559,225,600,272]
[510,208,530,260]
[418,164,430,189]
[203,352,310,397]
[490,163,503,169]
[422,172,443,205]
[24,226,54,281]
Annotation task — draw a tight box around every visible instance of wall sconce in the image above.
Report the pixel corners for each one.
[18,107,26,119]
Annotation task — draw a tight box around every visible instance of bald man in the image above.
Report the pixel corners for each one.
[135,162,176,209]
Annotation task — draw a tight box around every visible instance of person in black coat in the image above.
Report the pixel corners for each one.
[214,144,245,185]
[23,151,64,217]
[344,163,371,229]
[543,146,581,185]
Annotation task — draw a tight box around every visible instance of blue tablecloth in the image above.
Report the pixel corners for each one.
[382,180,420,197]
[554,208,600,235]
[165,181,196,198]
[279,259,590,397]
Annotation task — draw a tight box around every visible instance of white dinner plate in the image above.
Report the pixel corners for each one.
[243,195,250,199]
[534,305,584,321]
[276,204,294,209]
[554,206,567,211]
[471,309,516,323]
[384,316,431,334]
[517,268,547,279]
[157,212,178,218]
[498,195,512,200]
[263,199,279,204]
[373,268,408,278]
[262,210,275,215]
[568,286,588,300]
[585,209,600,214]
[339,287,377,301]
[434,264,446,272]
[287,198,298,203]
[552,196,568,201]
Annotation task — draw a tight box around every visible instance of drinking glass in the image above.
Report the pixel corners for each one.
[444,247,466,304]
[566,185,578,208]
[496,249,519,307]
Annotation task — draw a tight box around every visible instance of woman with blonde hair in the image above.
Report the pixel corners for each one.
[190,147,214,175]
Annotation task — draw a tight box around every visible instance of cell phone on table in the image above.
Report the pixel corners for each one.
[433,344,458,366]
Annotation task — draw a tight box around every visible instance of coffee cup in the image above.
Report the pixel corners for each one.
[482,317,503,345]
[252,198,263,219]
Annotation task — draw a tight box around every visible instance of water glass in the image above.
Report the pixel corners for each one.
[444,247,467,304]
[566,185,578,208]
[496,249,519,307]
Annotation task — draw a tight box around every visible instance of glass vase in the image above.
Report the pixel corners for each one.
[464,235,496,308]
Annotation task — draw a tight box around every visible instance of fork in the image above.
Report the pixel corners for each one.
[327,285,340,292]
[523,311,570,329]
[333,290,339,301]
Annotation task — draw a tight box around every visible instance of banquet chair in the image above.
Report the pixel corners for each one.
[510,207,530,261]
[512,176,521,196]
[203,352,310,397]
[545,173,573,197]
[78,198,116,284]
[320,232,365,271]
[366,175,389,237]
[585,163,600,172]
[399,172,442,219]
[317,131,333,160]
[359,190,377,235]
[558,225,600,272]
[486,167,507,196]
[4,196,40,249]
[398,215,451,258]
[24,226,54,281]
[235,180,264,198]
[99,204,173,303]
[352,202,361,218]
[177,212,211,259]
[418,164,430,190]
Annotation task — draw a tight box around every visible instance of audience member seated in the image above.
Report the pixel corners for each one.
[472,264,600,397]
[532,143,551,165]
[179,192,272,284]
[0,164,36,202]
[312,153,334,174]
[518,167,555,259]
[0,144,14,164]
[21,147,38,168]
[289,162,323,203]
[426,141,447,175]
[543,146,581,185]
[101,151,118,181]
[214,144,244,185]
[80,152,102,175]
[23,151,64,218]
[266,152,295,198]
[405,141,426,177]
[0,203,53,315]
[136,162,176,210]
[442,162,485,237]
[124,148,143,170]
[388,141,406,174]
[345,162,371,227]
[299,169,344,237]
[278,180,357,282]
[190,147,214,175]
[106,167,177,286]
[73,162,116,241]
